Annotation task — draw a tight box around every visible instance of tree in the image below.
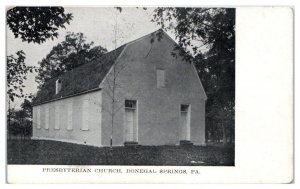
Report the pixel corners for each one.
[6,6,72,139]
[7,51,36,139]
[106,9,124,148]
[7,99,33,139]
[151,8,235,144]
[7,7,74,97]
[103,8,137,148]
[7,51,36,102]
[21,99,33,119]
[35,32,107,88]
[7,7,73,44]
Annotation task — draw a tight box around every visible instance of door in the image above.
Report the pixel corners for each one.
[125,108,135,141]
[124,100,138,142]
[180,104,190,141]
[180,111,188,140]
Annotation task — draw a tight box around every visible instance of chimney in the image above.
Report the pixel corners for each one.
[55,79,62,94]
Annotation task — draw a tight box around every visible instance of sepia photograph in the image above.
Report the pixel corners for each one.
[5,4,294,184]
[6,7,235,166]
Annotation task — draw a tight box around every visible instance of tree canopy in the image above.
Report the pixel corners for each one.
[7,99,33,139]
[7,7,73,44]
[7,51,37,102]
[151,8,235,143]
[6,6,73,136]
[6,7,73,102]
[35,32,108,88]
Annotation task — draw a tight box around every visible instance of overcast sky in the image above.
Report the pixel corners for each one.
[7,7,169,108]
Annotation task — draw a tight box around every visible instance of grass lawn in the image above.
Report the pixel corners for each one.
[7,139,234,166]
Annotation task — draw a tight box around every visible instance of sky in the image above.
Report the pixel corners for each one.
[7,7,168,108]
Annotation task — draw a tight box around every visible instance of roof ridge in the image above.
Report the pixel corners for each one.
[45,44,126,82]
[122,29,164,46]
[39,29,170,86]
[32,30,171,106]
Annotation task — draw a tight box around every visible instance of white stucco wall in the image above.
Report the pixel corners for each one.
[32,32,206,147]
[100,32,206,146]
[32,90,102,147]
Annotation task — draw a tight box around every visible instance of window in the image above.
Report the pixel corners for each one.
[156,69,165,88]
[125,100,137,109]
[55,79,62,94]
[124,100,138,142]
[181,104,189,112]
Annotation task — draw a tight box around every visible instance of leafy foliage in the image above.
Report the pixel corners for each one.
[35,32,108,88]
[21,99,33,118]
[7,7,73,44]
[7,99,33,139]
[151,8,235,143]
[7,51,37,102]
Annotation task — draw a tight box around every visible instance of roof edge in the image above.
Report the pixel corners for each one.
[98,29,164,88]
[32,87,102,107]
[98,44,129,88]
[98,29,207,100]
[159,30,208,100]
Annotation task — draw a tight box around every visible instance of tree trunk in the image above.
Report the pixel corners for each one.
[222,123,227,145]
[212,121,216,143]
[8,100,11,140]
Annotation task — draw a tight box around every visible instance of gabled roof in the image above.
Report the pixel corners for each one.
[32,44,126,106]
[32,29,207,106]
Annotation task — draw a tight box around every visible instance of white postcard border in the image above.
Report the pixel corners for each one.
[6,7,294,184]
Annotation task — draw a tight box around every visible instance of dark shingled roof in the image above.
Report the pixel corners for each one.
[32,45,126,106]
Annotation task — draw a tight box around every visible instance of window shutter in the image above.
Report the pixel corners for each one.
[81,99,89,131]
[54,104,60,130]
[45,106,49,130]
[157,69,165,88]
[67,100,73,130]
[37,106,41,129]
